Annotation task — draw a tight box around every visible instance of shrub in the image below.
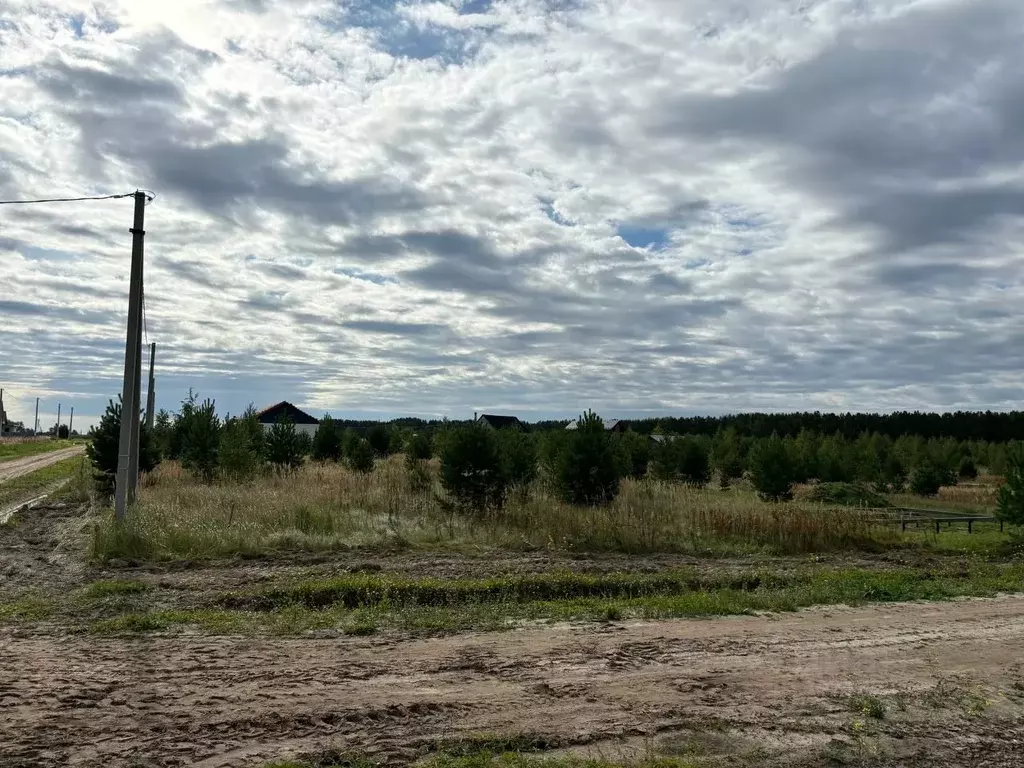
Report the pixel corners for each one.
[312,415,343,462]
[219,415,263,481]
[86,397,161,497]
[909,461,946,497]
[346,437,375,473]
[440,425,508,511]
[366,425,393,457]
[996,446,1024,526]
[57,424,70,439]
[499,430,539,488]
[958,456,978,480]
[875,454,907,493]
[180,398,220,482]
[749,434,796,502]
[405,432,433,461]
[653,436,711,487]
[555,411,621,505]
[617,431,651,480]
[712,430,744,488]
[810,482,888,508]
[266,417,304,472]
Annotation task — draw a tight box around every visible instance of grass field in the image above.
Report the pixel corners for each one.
[4,448,1024,766]
[0,455,90,512]
[0,438,82,463]
[90,458,1017,564]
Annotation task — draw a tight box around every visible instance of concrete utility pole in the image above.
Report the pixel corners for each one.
[146,342,156,431]
[69,407,74,438]
[56,403,61,437]
[34,398,39,435]
[114,191,147,520]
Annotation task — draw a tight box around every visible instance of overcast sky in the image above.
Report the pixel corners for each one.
[1,0,1022,430]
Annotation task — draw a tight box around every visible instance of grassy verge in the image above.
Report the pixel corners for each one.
[83,563,1024,636]
[0,455,90,511]
[0,439,84,462]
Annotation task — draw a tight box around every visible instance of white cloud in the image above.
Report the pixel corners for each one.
[2,0,1023,429]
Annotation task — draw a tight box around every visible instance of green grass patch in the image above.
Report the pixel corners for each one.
[0,440,82,462]
[0,456,89,511]
[218,570,786,612]
[0,598,52,622]
[83,579,151,598]
[87,563,1024,636]
[847,694,887,719]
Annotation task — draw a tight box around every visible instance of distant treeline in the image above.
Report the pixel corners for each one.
[328,411,1024,443]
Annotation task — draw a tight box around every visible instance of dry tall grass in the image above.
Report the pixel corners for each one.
[93,457,893,561]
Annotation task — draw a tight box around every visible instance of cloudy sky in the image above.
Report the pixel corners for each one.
[1,0,1022,429]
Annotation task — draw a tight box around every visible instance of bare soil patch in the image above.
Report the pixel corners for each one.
[2,597,1024,767]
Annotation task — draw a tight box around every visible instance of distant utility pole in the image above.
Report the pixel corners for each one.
[114,191,147,520]
[146,342,156,431]
[69,407,74,438]
[34,398,39,435]
[56,403,61,437]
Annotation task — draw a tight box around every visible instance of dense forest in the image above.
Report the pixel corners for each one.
[325,411,1024,444]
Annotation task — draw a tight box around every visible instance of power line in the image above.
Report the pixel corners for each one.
[0,192,139,206]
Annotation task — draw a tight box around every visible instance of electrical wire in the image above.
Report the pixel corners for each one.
[0,192,137,205]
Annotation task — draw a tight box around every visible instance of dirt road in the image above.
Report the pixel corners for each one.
[0,445,84,483]
[3,596,1023,767]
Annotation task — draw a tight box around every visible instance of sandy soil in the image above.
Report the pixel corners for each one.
[2,596,1023,767]
[0,445,84,483]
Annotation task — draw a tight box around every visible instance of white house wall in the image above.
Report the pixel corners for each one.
[260,422,318,438]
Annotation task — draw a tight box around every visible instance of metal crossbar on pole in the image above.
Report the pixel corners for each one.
[114,192,147,520]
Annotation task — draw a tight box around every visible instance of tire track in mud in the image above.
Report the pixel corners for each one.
[3,596,1024,767]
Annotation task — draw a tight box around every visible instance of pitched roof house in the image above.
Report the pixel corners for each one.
[256,401,320,436]
[476,413,526,431]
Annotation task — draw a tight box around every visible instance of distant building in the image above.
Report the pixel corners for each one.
[256,401,320,437]
[476,413,526,431]
[565,418,630,433]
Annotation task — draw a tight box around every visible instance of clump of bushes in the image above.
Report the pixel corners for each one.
[809,482,888,508]
[909,460,954,497]
[345,437,375,474]
[652,436,711,487]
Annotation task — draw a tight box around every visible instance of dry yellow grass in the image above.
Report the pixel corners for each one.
[92,457,894,561]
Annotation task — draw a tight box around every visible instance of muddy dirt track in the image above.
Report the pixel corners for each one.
[0,445,84,483]
[3,596,1024,767]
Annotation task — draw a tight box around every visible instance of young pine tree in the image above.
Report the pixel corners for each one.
[996,446,1024,527]
[312,414,343,462]
[346,436,375,473]
[266,417,304,472]
[86,397,161,496]
[749,434,797,502]
[556,411,621,505]
[440,424,507,512]
[180,398,220,482]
